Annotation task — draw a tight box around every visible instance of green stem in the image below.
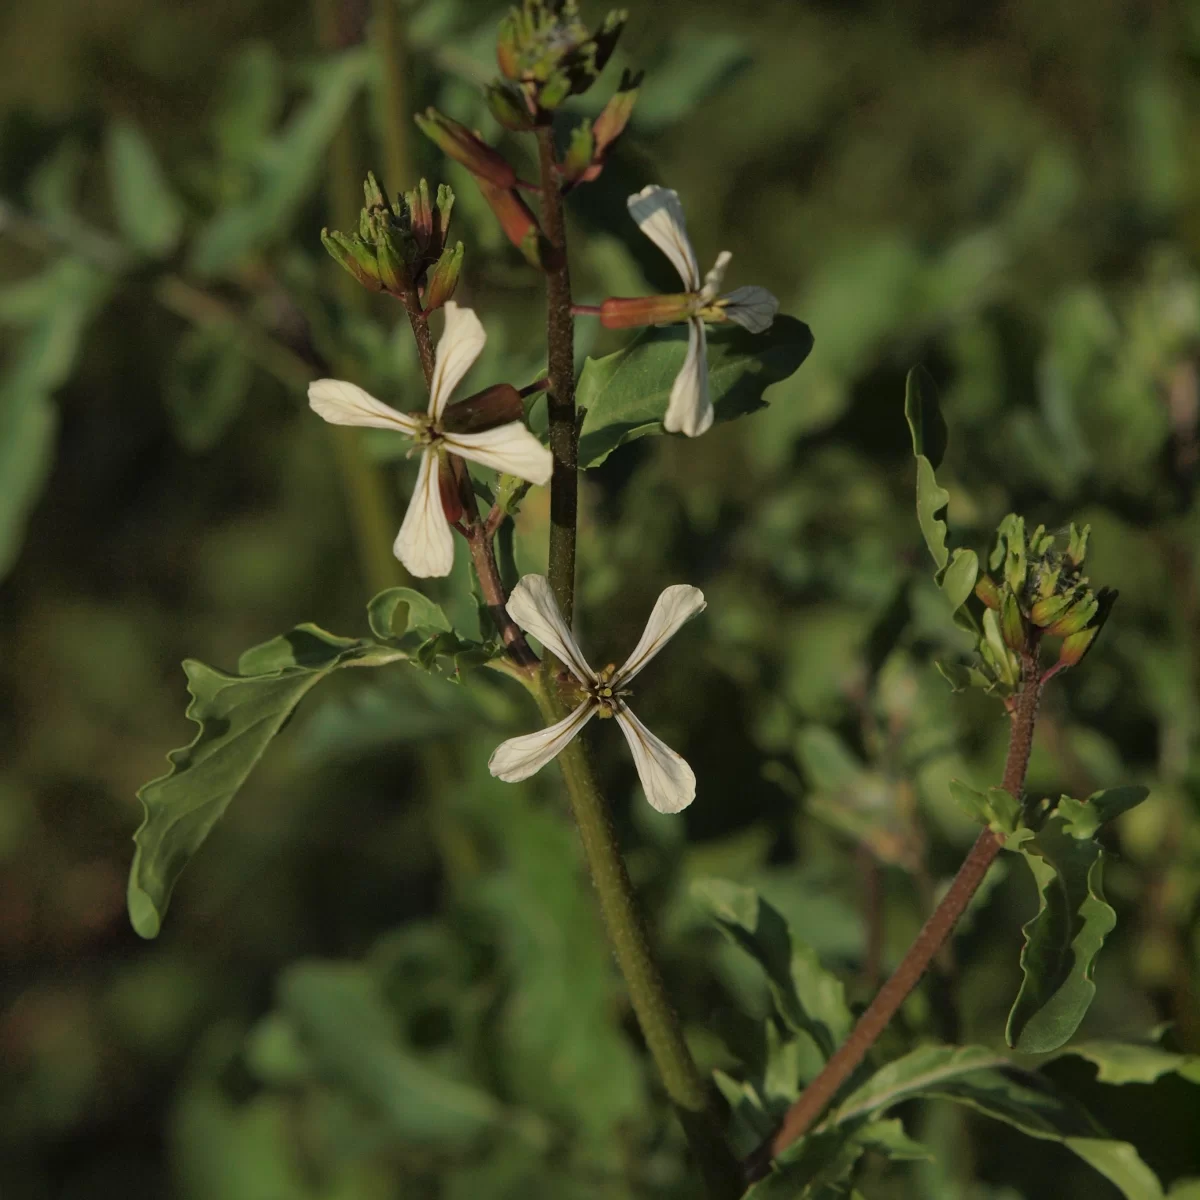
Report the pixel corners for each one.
[314,0,406,598]
[534,684,742,1198]
[749,649,1044,1174]
[372,0,410,191]
[535,127,579,625]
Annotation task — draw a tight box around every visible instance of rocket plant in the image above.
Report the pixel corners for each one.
[124,3,1172,1197]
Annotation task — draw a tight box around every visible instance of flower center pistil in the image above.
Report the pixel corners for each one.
[409,413,444,453]
[591,663,630,719]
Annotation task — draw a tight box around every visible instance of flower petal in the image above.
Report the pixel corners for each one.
[489,701,596,781]
[615,707,696,813]
[308,378,421,435]
[429,301,487,419]
[663,319,713,437]
[720,285,779,334]
[699,250,732,303]
[443,423,553,485]
[627,185,700,292]
[393,448,455,577]
[615,584,706,686]
[506,574,594,683]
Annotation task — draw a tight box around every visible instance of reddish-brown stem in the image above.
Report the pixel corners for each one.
[399,296,537,670]
[571,303,603,316]
[535,126,579,626]
[751,648,1044,1174]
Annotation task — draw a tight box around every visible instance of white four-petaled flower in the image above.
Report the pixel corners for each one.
[627,184,779,438]
[308,302,552,577]
[488,574,705,814]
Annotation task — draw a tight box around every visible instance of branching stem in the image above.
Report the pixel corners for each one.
[749,647,1044,1175]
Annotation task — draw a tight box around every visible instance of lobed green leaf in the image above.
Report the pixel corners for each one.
[127,624,405,938]
[1006,788,1149,1053]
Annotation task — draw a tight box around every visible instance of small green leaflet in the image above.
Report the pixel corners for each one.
[903,365,978,627]
[576,316,813,468]
[190,48,370,275]
[127,625,405,938]
[104,120,185,258]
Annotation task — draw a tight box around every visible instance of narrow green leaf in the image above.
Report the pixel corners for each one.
[105,120,185,258]
[190,49,369,275]
[0,257,111,582]
[693,878,851,1058]
[913,454,951,572]
[903,364,948,469]
[576,316,814,468]
[1005,799,1138,1052]
[833,1044,1163,1200]
[128,625,405,938]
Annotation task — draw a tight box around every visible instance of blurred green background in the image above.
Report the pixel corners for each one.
[2,0,1200,1196]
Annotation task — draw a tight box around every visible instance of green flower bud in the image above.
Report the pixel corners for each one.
[1001,591,1027,652]
[422,242,464,312]
[1030,591,1075,628]
[974,573,1002,611]
[493,0,627,112]
[1044,593,1099,638]
[320,228,384,291]
[485,81,536,131]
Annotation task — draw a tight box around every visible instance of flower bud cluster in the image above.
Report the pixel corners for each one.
[973,517,1116,688]
[414,0,639,270]
[321,173,463,312]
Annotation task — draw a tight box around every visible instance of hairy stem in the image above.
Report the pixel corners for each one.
[534,686,742,1198]
[752,650,1044,1172]
[535,127,579,625]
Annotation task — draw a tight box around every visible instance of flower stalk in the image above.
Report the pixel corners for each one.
[531,678,743,1198]
[748,645,1045,1175]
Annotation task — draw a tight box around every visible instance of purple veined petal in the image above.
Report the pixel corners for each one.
[615,584,706,686]
[442,423,553,485]
[428,302,487,420]
[488,701,597,781]
[308,378,422,435]
[663,318,713,437]
[505,574,595,684]
[627,185,701,292]
[393,447,455,577]
[721,286,779,334]
[614,707,696,813]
